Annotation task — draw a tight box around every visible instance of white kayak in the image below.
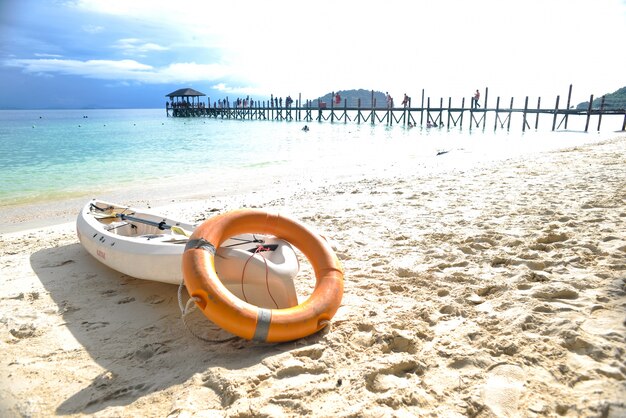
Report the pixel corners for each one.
[76,199,299,309]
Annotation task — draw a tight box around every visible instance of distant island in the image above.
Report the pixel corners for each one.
[576,86,626,110]
[308,89,392,108]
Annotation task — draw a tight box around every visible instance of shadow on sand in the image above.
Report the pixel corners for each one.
[30,242,302,414]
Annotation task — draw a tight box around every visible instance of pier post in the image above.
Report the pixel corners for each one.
[507,98,513,131]
[584,94,594,132]
[552,95,560,131]
[408,98,415,126]
[494,97,500,130]
[597,95,605,131]
[403,99,407,126]
[298,93,301,121]
[522,96,529,132]
[447,97,452,128]
[460,97,465,129]
[420,89,425,126]
[438,97,443,127]
[370,91,375,125]
[564,84,573,129]
[535,97,541,130]
[469,96,473,131]
[483,87,488,129]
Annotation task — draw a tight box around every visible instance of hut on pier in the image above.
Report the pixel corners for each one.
[166,88,206,108]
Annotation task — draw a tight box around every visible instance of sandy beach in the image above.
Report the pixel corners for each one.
[1,136,625,417]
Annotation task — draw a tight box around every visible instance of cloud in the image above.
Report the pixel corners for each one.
[211,82,265,96]
[82,24,104,34]
[212,83,228,91]
[113,38,169,55]
[4,57,230,84]
[5,58,152,77]
[33,53,63,58]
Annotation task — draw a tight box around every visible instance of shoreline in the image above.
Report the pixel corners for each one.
[0,160,367,234]
[1,135,625,416]
[2,132,619,234]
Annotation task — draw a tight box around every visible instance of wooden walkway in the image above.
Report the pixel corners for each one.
[167,85,626,132]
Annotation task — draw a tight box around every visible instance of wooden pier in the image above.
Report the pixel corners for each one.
[166,85,626,132]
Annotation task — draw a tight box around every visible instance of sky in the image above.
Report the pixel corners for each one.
[0,0,624,109]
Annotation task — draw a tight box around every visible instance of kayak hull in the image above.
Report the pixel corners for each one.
[76,199,299,308]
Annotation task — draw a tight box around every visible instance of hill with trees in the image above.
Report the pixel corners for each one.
[576,86,626,110]
[308,89,392,108]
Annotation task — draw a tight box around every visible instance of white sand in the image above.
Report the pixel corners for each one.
[1,136,625,417]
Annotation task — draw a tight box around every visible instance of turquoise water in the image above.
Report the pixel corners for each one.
[0,109,613,207]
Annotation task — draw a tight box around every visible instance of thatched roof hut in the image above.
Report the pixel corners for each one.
[165,88,206,109]
[165,88,206,98]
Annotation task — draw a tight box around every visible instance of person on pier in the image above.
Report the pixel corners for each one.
[472,89,481,108]
[401,94,410,108]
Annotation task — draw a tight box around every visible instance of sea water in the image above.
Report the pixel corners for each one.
[0,108,617,208]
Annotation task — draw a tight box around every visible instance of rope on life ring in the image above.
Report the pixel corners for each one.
[182,209,344,343]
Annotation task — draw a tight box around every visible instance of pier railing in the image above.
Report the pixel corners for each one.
[166,85,626,132]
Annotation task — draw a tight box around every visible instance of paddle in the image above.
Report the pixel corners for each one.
[117,213,172,231]
[89,204,263,245]
[90,205,190,234]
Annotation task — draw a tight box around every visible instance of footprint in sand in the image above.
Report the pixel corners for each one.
[580,308,626,338]
[9,323,39,339]
[81,321,109,331]
[364,355,424,394]
[380,330,418,354]
[128,342,169,361]
[531,283,578,300]
[144,294,166,304]
[482,364,526,417]
[100,289,117,296]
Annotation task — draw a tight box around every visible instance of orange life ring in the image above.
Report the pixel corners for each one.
[182,209,344,343]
